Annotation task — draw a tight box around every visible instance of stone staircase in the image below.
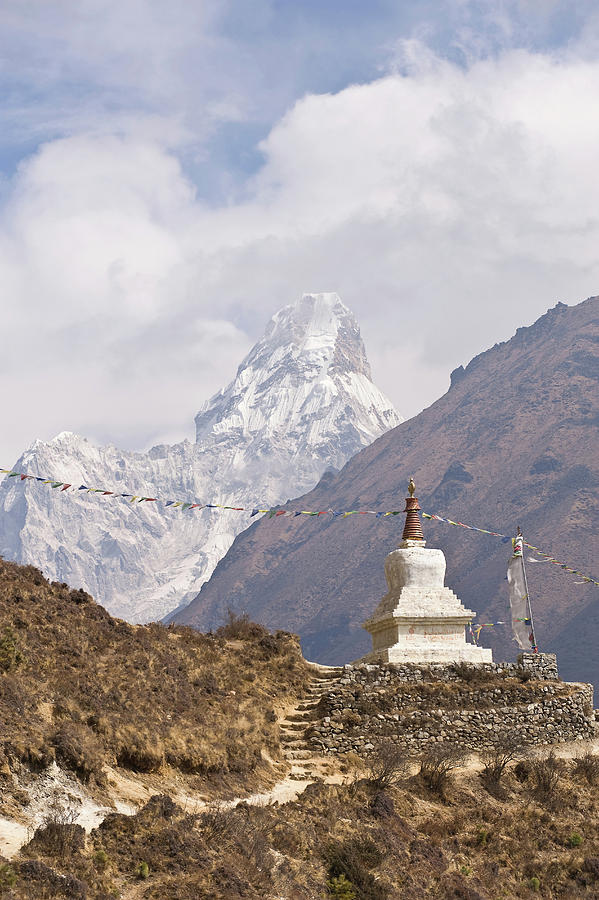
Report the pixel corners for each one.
[279,667,343,781]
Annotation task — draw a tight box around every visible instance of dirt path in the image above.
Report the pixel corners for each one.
[5,667,595,861]
[0,668,346,858]
[174,666,346,813]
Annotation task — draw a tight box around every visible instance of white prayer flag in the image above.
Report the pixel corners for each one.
[507,536,534,650]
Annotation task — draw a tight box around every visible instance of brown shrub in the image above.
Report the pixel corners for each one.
[324,837,388,900]
[116,728,164,773]
[419,744,465,797]
[451,662,496,684]
[52,722,105,783]
[573,752,599,786]
[364,740,410,791]
[0,625,24,672]
[530,752,564,807]
[480,730,523,788]
[17,859,87,899]
[26,822,86,859]
[215,610,268,641]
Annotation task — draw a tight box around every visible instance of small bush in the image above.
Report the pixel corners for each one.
[137,861,149,879]
[52,721,105,783]
[17,860,86,900]
[529,875,540,891]
[481,730,523,787]
[364,740,410,791]
[369,791,395,820]
[328,873,357,898]
[0,626,23,672]
[530,752,563,807]
[93,849,108,870]
[258,633,281,656]
[325,838,388,900]
[0,863,17,889]
[514,760,530,783]
[28,820,85,858]
[116,728,164,773]
[419,744,465,797]
[583,858,599,879]
[574,752,599,786]
[216,610,268,641]
[568,832,583,848]
[452,662,493,684]
[199,805,238,842]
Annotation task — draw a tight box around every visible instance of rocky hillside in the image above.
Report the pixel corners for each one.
[0,556,310,828]
[5,715,599,898]
[0,293,400,623]
[2,560,599,898]
[176,296,599,688]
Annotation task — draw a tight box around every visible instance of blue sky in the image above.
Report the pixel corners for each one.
[1,0,599,461]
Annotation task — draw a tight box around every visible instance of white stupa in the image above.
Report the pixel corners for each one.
[361,479,492,664]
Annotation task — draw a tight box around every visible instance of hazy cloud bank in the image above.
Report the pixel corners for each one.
[1,16,599,461]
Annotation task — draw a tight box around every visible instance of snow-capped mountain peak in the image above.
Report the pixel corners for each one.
[194,293,397,464]
[1,294,402,623]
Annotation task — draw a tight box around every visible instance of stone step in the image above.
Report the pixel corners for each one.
[286,750,313,760]
[279,722,305,732]
[286,713,313,722]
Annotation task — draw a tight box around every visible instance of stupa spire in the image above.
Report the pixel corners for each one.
[401,477,425,543]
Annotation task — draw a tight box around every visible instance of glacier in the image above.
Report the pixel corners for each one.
[0,293,402,623]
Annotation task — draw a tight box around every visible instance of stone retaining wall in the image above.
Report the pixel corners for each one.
[308,657,594,755]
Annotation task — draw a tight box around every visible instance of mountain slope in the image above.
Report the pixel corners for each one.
[176,296,599,687]
[0,557,310,823]
[0,293,401,623]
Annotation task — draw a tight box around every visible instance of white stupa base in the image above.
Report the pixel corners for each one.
[361,543,493,667]
[359,642,492,665]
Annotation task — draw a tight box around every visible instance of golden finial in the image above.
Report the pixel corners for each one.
[408,477,416,497]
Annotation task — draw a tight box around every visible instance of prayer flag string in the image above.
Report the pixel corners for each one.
[0,466,407,520]
[422,512,599,588]
[2,467,598,590]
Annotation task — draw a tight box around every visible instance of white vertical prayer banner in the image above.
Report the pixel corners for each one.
[507,535,534,650]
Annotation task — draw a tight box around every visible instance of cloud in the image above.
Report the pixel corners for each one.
[1,40,599,465]
[0,134,250,460]
[188,44,599,394]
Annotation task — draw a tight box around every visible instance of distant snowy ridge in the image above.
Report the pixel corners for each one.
[0,293,402,623]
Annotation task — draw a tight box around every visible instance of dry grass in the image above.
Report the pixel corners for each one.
[4,558,599,897]
[0,557,310,811]
[4,748,599,898]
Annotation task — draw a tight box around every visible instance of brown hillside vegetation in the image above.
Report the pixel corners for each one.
[0,556,310,816]
[2,560,599,897]
[3,747,599,897]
